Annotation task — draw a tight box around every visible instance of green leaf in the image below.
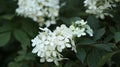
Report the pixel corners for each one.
[109,26,116,33]
[0,32,11,47]
[78,37,95,45]
[114,32,120,43]
[70,17,81,23]
[0,14,15,20]
[87,49,101,67]
[76,48,86,63]
[0,23,13,33]
[21,21,38,37]
[64,61,74,67]
[8,62,22,67]
[103,34,113,43]
[115,24,120,31]
[13,29,29,44]
[60,17,81,25]
[15,49,27,62]
[13,29,30,49]
[87,15,100,32]
[94,28,105,40]
[112,52,120,65]
[25,52,36,61]
[93,43,114,51]
[13,29,30,62]
[97,51,119,67]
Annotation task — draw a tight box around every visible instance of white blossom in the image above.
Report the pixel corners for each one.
[53,24,77,52]
[84,0,117,19]
[115,0,120,2]
[31,24,76,66]
[16,0,60,27]
[70,20,93,37]
[31,19,93,65]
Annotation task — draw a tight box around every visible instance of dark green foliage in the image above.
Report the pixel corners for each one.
[0,32,11,47]
[114,32,120,43]
[76,48,86,63]
[0,0,120,67]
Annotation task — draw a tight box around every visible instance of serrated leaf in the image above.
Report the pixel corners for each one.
[94,28,105,40]
[114,32,120,43]
[0,32,11,47]
[87,49,101,67]
[76,48,86,63]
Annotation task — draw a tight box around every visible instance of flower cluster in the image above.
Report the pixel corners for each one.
[16,0,60,27]
[84,0,117,19]
[31,19,93,65]
[31,25,75,65]
[115,0,120,2]
[70,20,93,37]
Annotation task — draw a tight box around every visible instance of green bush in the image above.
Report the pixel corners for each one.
[0,0,120,67]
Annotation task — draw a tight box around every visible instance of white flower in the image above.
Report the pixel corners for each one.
[85,25,94,36]
[115,0,120,2]
[31,19,93,66]
[70,20,93,37]
[32,27,62,65]
[53,24,77,52]
[84,0,116,19]
[16,0,60,27]
[70,25,86,37]
[31,24,76,65]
